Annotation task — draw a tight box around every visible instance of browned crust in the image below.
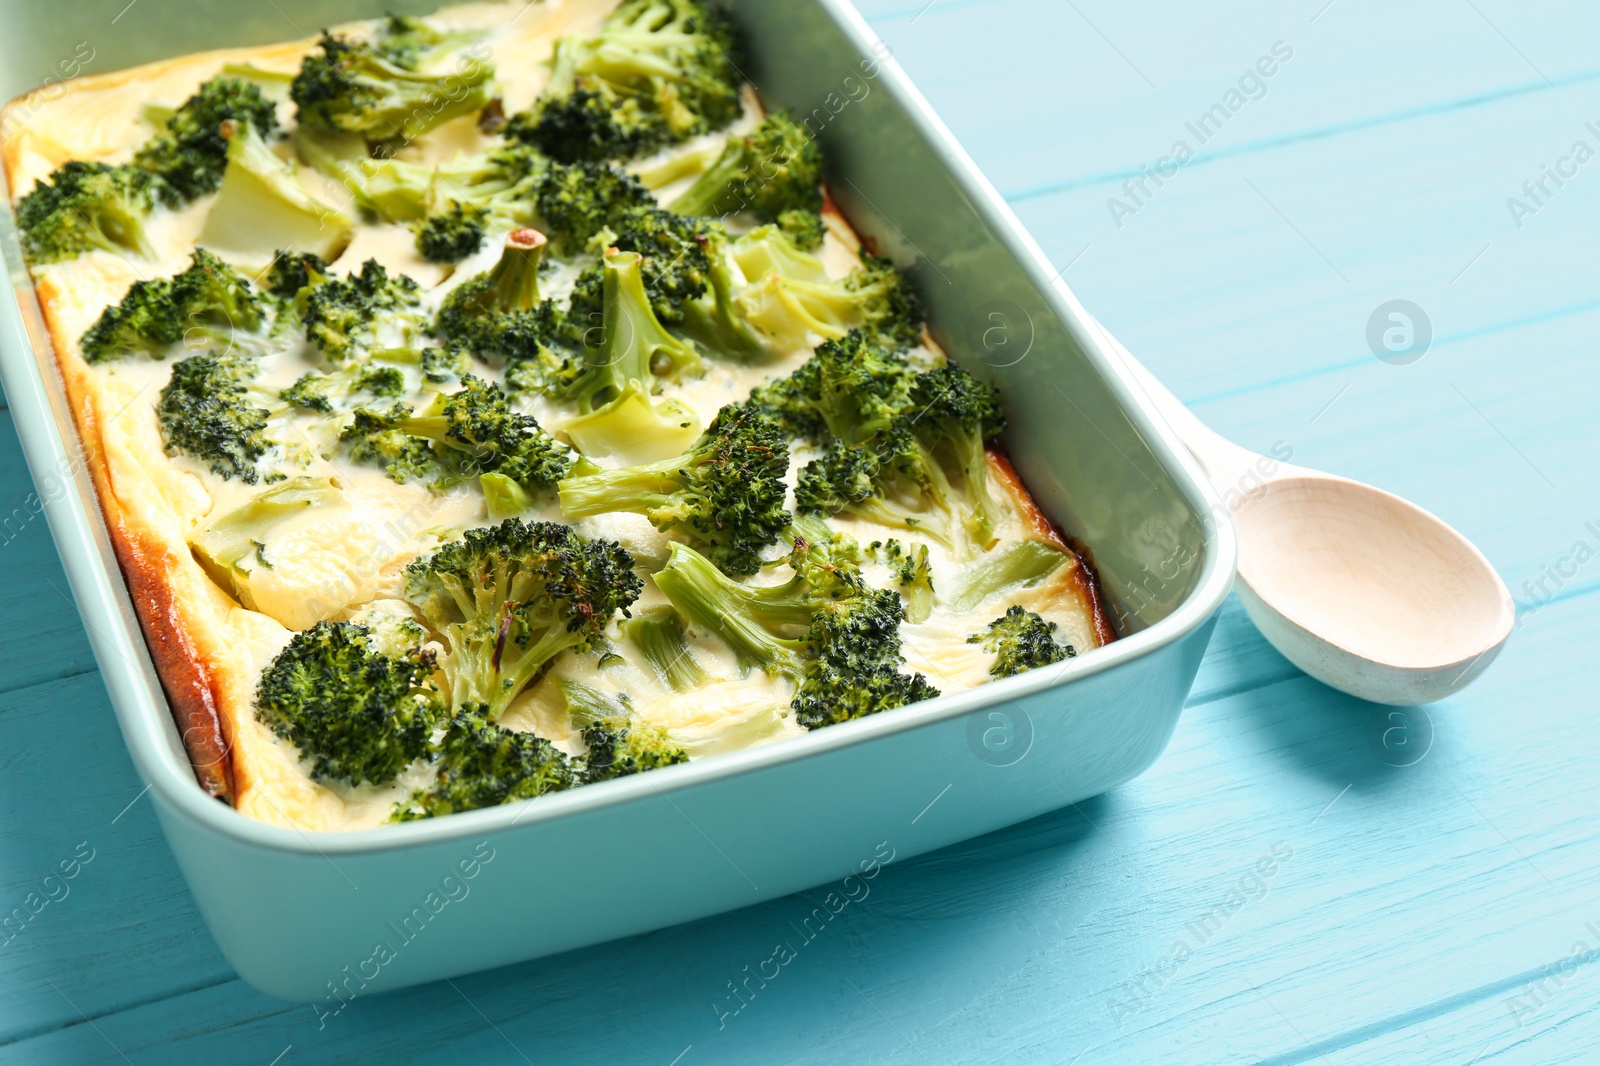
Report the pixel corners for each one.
[51,306,237,802]
[988,445,1118,647]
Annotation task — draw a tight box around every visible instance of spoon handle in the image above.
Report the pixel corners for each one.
[1082,316,1270,493]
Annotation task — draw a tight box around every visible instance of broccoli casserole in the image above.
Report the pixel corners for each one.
[2,0,1114,831]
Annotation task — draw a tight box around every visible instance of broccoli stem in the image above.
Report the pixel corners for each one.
[950,540,1066,612]
[652,541,810,681]
[484,228,547,310]
[625,608,710,693]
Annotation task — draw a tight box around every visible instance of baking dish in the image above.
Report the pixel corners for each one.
[0,0,1236,1001]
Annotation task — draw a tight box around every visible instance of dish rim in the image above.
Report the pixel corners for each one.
[0,0,1238,855]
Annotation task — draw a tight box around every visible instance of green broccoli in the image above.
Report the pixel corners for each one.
[195,123,354,267]
[435,229,561,362]
[579,717,688,783]
[653,523,938,728]
[15,161,159,265]
[264,248,330,297]
[256,620,444,786]
[676,226,766,360]
[558,403,791,576]
[970,605,1074,678]
[504,0,742,162]
[373,14,482,71]
[623,607,710,692]
[156,352,275,482]
[394,704,574,819]
[403,519,643,717]
[79,249,267,363]
[332,142,548,226]
[869,539,935,624]
[413,202,486,262]
[561,250,705,461]
[532,159,655,254]
[290,30,494,150]
[670,112,824,244]
[133,76,279,205]
[565,207,716,330]
[788,350,1007,551]
[301,258,426,364]
[342,375,574,492]
[731,228,924,350]
[421,345,473,384]
[278,363,406,415]
[558,678,690,782]
[949,540,1067,612]
[748,330,917,445]
[904,360,1008,548]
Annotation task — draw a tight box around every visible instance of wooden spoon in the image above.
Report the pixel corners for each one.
[1089,318,1514,705]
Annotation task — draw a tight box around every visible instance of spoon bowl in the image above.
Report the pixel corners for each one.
[1231,472,1513,704]
[1088,317,1514,705]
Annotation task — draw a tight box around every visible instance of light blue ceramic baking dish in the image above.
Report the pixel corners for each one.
[0,0,1236,1002]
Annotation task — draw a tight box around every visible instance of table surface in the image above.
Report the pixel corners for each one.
[2,0,1597,1062]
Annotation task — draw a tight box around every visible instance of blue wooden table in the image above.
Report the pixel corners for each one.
[3,0,1597,1061]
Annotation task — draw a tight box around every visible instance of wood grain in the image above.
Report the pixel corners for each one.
[2,0,1597,1061]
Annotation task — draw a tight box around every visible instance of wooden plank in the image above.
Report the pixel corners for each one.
[0,673,235,1045]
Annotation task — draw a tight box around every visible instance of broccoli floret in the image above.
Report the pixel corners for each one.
[791,583,941,729]
[133,76,279,205]
[278,363,405,414]
[557,675,690,782]
[750,330,916,444]
[677,227,766,360]
[403,519,643,717]
[339,142,548,226]
[341,414,438,484]
[561,250,705,461]
[504,0,742,162]
[504,345,582,400]
[774,207,827,250]
[374,15,482,71]
[623,607,710,692]
[343,375,574,491]
[413,202,486,262]
[15,161,159,265]
[263,250,331,300]
[788,350,1006,550]
[905,360,1007,548]
[731,228,924,350]
[301,258,425,364]
[579,717,688,783]
[79,249,267,363]
[256,620,444,786]
[435,229,561,362]
[970,605,1074,678]
[558,403,790,576]
[566,207,716,333]
[533,159,654,254]
[670,112,823,241]
[394,704,574,819]
[654,528,937,727]
[869,539,935,624]
[156,353,274,482]
[290,31,495,150]
[195,123,354,267]
[421,345,473,384]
